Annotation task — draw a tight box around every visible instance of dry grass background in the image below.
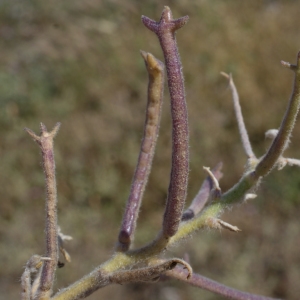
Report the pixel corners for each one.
[1,0,300,299]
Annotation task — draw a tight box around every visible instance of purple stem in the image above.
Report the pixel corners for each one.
[167,266,281,300]
[142,6,190,238]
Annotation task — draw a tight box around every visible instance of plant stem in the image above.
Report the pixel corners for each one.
[25,123,60,300]
[255,52,300,177]
[167,266,281,300]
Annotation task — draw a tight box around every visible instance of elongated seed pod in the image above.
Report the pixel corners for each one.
[142,6,190,238]
[117,52,164,252]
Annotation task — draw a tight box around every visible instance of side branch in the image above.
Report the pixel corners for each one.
[255,52,300,177]
[116,52,164,252]
[25,123,61,299]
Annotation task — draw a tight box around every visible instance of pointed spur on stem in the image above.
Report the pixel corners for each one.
[116,51,165,252]
[25,122,61,300]
[142,6,190,239]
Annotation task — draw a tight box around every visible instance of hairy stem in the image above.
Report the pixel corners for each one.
[109,258,189,284]
[25,123,60,300]
[255,52,300,177]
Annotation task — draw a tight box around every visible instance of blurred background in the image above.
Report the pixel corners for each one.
[1,0,300,299]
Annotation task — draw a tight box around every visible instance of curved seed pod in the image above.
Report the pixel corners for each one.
[117,52,165,252]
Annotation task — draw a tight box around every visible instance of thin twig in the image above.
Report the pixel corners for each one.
[167,266,281,300]
[25,123,60,299]
[221,72,256,159]
[142,6,190,238]
[116,52,165,252]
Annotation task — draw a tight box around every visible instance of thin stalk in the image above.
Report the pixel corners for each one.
[221,72,256,159]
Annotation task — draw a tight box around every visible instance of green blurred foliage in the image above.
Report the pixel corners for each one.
[1,0,300,299]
